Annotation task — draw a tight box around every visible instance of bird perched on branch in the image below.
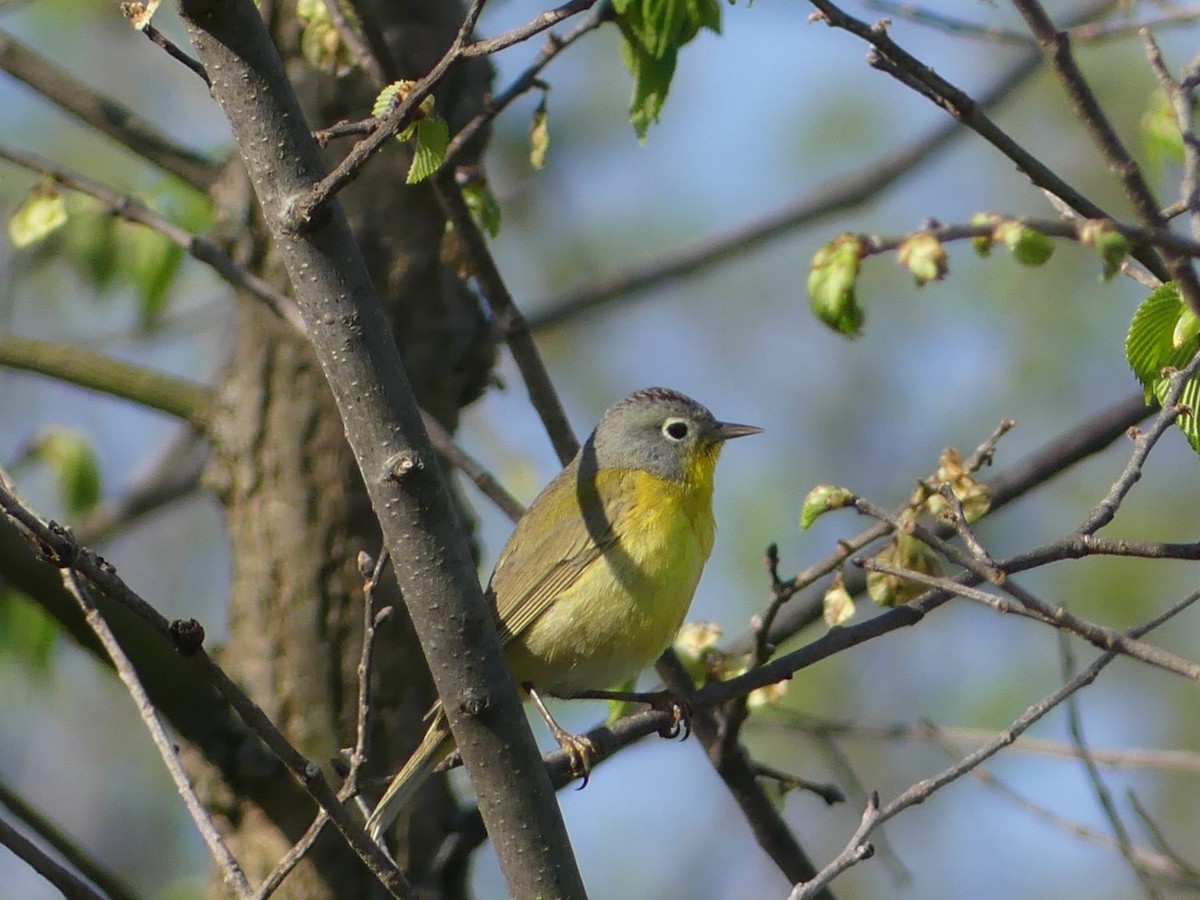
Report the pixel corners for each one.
[367,386,760,842]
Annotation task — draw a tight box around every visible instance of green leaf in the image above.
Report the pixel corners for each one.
[529,99,550,170]
[1174,308,1200,350]
[807,234,865,337]
[373,80,413,119]
[1175,369,1200,453]
[613,0,723,138]
[405,117,449,184]
[896,232,948,286]
[994,221,1054,266]
[0,588,59,679]
[969,212,1000,257]
[1125,283,1195,399]
[800,484,855,530]
[822,574,855,626]
[122,227,184,329]
[462,178,502,238]
[61,206,121,292]
[9,184,68,248]
[24,427,102,516]
[1140,88,1185,174]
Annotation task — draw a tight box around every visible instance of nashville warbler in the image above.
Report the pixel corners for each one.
[366,386,760,842]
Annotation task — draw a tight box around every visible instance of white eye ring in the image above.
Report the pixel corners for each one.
[662,418,690,441]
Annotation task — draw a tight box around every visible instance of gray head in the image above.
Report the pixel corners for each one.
[584,387,761,483]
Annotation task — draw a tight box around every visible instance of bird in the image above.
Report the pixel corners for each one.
[366,386,760,843]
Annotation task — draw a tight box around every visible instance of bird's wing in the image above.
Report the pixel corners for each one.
[489,468,631,644]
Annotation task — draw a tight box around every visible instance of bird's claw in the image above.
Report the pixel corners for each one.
[648,691,692,741]
[555,731,597,789]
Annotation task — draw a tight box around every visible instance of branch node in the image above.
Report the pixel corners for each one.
[169,618,207,656]
[384,449,424,480]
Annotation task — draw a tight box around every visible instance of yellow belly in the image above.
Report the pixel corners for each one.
[504,472,715,696]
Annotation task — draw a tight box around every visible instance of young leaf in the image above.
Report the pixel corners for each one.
[612,0,723,138]
[808,235,865,337]
[994,221,1054,267]
[406,117,449,184]
[529,98,550,170]
[1125,283,1195,399]
[969,212,1001,257]
[1078,220,1130,282]
[822,574,856,626]
[24,427,102,516]
[373,80,414,119]
[1173,308,1200,350]
[122,226,184,329]
[866,532,940,608]
[897,232,948,286]
[800,483,855,530]
[461,179,502,238]
[9,184,68,248]
[1140,88,1184,174]
[0,589,59,679]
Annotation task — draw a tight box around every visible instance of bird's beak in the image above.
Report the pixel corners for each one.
[713,421,763,442]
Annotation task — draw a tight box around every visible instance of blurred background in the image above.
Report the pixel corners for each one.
[2,0,1199,897]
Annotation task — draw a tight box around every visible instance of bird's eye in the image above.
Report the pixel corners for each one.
[663,419,689,441]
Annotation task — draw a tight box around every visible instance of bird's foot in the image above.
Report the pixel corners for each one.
[570,688,693,740]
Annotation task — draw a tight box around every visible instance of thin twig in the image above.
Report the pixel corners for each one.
[434,172,579,462]
[807,0,1170,283]
[0,29,218,190]
[854,495,1200,682]
[1080,350,1200,534]
[0,779,139,900]
[850,215,1200,263]
[1128,790,1200,880]
[321,0,386,87]
[861,1,1200,45]
[793,587,1200,891]
[253,552,393,899]
[1143,35,1200,242]
[0,815,107,900]
[923,724,1197,889]
[460,0,600,58]
[60,566,252,898]
[0,472,411,896]
[0,144,307,334]
[788,793,878,900]
[1059,635,1163,899]
[770,713,1200,774]
[530,45,1048,331]
[1010,0,1200,312]
[291,0,598,229]
[445,3,608,168]
[422,413,525,522]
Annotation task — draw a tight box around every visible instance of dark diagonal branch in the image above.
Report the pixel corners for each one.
[0,815,106,900]
[529,46,1044,330]
[0,779,138,900]
[0,144,308,334]
[0,30,218,190]
[805,0,1169,282]
[0,332,212,426]
[0,471,412,897]
[1010,0,1200,314]
[59,566,252,898]
[436,173,578,461]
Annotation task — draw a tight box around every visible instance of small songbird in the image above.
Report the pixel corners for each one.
[366,387,760,842]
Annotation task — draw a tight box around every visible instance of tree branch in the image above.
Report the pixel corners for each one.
[0,29,218,191]
[175,0,585,893]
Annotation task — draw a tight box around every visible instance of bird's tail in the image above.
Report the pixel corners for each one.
[366,706,453,844]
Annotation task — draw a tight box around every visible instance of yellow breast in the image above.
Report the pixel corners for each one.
[503,468,716,696]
